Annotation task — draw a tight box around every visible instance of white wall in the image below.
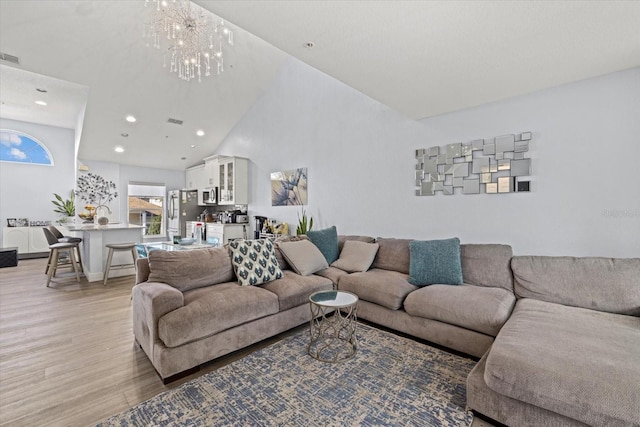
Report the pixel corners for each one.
[0,118,75,246]
[79,160,185,223]
[216,58,639,257]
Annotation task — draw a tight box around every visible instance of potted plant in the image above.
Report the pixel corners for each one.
[296,208,313,235]
[75,173,118,224]
[52,191,76,224]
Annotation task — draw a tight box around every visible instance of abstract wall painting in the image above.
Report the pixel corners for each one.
[271,168,308,206]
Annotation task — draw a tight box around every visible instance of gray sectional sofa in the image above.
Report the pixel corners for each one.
[131,235,639,426]
[467,256,640,427]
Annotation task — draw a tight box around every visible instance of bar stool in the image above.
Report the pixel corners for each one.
[48,225,83,273]
[43,228,81,287]
[103,242,138,286]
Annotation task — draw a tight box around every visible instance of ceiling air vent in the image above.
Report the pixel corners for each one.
[167,118,183,125]
[0,52,20,65]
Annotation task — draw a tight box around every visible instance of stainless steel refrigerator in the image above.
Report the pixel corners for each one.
[167,190,201,239]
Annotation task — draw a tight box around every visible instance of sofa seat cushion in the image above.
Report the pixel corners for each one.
[404,284,515,336]
[158,283,279,348]
[260,270,333,311]
[485,298,640,426]
[314,266,349,287]
[338,268,417,310]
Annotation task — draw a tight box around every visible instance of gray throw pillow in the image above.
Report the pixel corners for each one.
[331,241,379,273]
[278,239,329,276]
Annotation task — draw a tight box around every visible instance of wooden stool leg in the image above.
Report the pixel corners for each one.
[103,247,114,286]
[75,244,84,273]
[45,250,53,274]
[68,248,80,283]
[46,249,58,287]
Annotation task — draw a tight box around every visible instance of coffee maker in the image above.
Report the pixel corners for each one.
[254,216,268,239]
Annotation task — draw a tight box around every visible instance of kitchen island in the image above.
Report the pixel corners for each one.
[64,223,144,283]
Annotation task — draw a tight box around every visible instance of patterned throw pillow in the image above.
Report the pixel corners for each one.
[229,239,284,286]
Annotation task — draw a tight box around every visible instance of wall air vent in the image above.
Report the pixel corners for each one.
[0,52,20,65]
[167,118,183,125]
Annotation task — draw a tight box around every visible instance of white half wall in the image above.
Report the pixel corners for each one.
[216,60,639,257]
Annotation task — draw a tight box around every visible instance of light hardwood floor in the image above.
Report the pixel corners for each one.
[0,257,290,426]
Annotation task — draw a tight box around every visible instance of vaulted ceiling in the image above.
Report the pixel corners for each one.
[1,1,639,170]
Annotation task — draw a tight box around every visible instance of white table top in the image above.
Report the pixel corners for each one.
[66,223,144,232]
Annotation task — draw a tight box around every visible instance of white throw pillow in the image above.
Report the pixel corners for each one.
[277,239,329,276]
[331,240,380,273]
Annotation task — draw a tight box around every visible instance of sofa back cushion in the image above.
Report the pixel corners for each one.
[371,238,412,274]
[338,235,376,252]
[148,247,235,292]
[460,244,514,291]
[511,256,640,315]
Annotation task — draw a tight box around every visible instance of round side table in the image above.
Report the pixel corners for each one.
[308,290,359,362]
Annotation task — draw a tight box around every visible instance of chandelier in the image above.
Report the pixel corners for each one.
[143,0,233,82]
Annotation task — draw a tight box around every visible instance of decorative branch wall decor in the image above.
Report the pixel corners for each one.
[415,132,532,196]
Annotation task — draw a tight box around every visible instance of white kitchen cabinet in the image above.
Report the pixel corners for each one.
[218,157,248,205]
[205,223,248,245]
[3,226,50,255]
[203,155,218,188]
[185,164,206,190]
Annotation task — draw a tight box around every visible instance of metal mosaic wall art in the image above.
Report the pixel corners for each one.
[415,132,532,196]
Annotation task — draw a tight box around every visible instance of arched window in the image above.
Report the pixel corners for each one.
[0,129,54,165]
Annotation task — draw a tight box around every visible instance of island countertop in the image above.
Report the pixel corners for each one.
[66,223,144,232]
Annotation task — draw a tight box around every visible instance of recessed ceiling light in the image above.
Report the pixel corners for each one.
[35,100,47,106]
[190,144,196,148]
[125,115,137,123]
[181,157,187,160]
[121,133,129,137]
[196,130,205,137]
[114,146,125,153]
[304,41,315,49]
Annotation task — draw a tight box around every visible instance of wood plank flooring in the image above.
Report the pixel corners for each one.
[0,258,293,426]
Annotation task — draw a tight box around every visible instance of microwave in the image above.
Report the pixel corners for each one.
[198,187,218,205]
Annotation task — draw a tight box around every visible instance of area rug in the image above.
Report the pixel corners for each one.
[98,323,476,426]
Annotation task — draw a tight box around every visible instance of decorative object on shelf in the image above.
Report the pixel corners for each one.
[143,0,233,82]
[76,173,118,223]
[415,131,533,196]
[271,168,308,206]
[52,191,76,224]
[296,208,313,235]
[97,216,109,226]
[8,218,29,227]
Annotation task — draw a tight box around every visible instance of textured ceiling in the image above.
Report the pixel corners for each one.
[1,1,639,171]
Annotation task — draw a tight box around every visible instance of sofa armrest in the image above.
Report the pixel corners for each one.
[135,258,150,284]
[132,282,184,362]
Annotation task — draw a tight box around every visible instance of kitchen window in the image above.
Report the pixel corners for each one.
[128,183,165,238]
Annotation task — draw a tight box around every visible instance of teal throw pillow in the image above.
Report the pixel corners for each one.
[408,238,463,286]
[306,226,339,264]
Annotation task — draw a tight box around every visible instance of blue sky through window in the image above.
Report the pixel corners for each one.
[0,130,54,165]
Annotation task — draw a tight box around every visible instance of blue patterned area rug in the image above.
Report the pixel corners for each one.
[98,323,475,426]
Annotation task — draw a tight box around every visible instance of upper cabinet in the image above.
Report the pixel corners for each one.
[185,164,206,190]
[218,156,248,205]
[188,155,248,205]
